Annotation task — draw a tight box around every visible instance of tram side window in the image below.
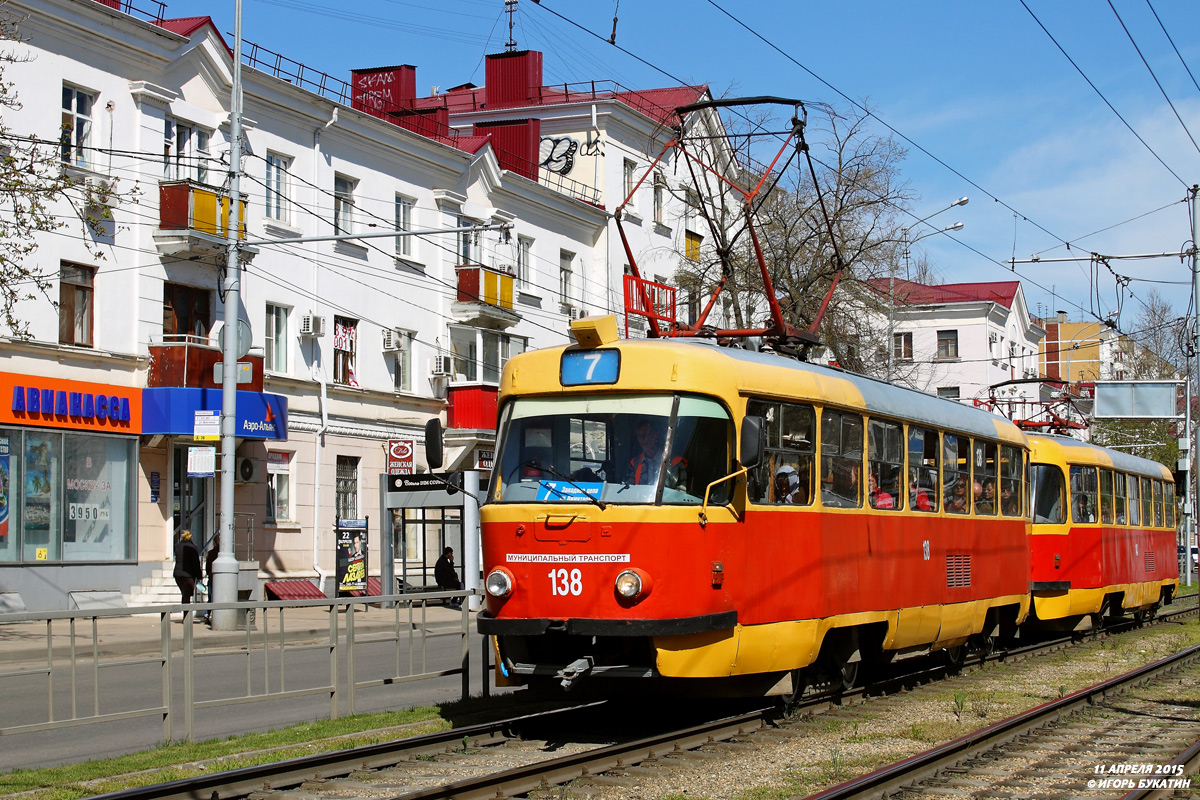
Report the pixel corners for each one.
[1114,470,1128,523]
[1098,469,1115,524]
[999,445,1023,517]
[1140,477,1153,528]
[1070,466,1098,523]
[1166,482,1175,528]
[907,426,938,512]
[1128,474,1141,526]
[1153,480,1163,527]
[943,434,970,514]
[1032,464,1065,524]
[821,409,862,508]
[973,440,997,515]
[745,399,814,506]
[867,419,902,510]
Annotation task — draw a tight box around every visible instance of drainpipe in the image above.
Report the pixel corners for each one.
[310,107,338,593]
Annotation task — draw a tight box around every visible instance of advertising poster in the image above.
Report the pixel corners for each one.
[0,435,9,545]
[335,518,368,594]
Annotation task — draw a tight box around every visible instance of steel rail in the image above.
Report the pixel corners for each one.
[803,643,1200,800]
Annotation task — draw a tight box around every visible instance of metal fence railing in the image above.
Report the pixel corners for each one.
[0,591,477,745]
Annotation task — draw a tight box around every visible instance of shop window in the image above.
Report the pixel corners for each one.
[22,431,61,561]
[63,434,134,561]
[61,85,94,168]
[59,263,94,347]
[335,455,358,521]
[333,316,357,386]
[0,430,18,563]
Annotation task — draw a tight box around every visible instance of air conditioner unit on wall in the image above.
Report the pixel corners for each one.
[235,457,258,483]
[300,314,325,337]
[568,307,584,321]
[431,355,453,376]
[381,328,402,352]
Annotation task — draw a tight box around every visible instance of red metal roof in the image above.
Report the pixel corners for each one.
[413,83,707,127]
[869,278,1021,309]
[156,16,233,57]
[264,579,327,601]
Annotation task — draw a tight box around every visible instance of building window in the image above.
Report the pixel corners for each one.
[335,455,359,521]
[265,153,291,222]
[394,333,413,392]
[162,282,211,340]
[936,329,959,359]
[61,85,94,168]
[333,174,356,235]
[163,118,212,184]
[59,263,94,347]
[450,327,526,383]
[333,316,358,386]
[892,331,912,361]
[264,304,288,373]
[457,216,481,265]
[653,173,665,223]
[559,250,574,308]
[266,452,291,522]
[685,231,703,261]
[622,159,636,202]
[517,236,533,288]
[395,194,414,257]
[937,387,961,400]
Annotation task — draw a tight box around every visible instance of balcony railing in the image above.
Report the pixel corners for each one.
[148,335,263,391]
[456,265,514,310]
[159,181,247,240]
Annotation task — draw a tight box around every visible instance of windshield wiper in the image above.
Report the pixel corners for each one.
[525,461,607,511]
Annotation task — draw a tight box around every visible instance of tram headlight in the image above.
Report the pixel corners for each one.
[485,568,514,598]
[615,569,651,601]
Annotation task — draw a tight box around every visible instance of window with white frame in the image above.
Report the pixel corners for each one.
[892,331,913,361]
[395,194,414,257]
[450,326,526,383]
[333,174,356,235]
[517,236,533,288]
[653,172,665,223]
[622,159,636,203]
[335,455,358,521]
[559,250,574,308]
[393,331,413,392]
[266,452,291,522]
[265,153,291,222]
[457,216,481,265]
[264,303,289,373]
[164,118,212,184]
[333,316,358,386]
[59,263,94,348]
[61,85,94,168]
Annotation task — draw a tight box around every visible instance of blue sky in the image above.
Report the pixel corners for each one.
[172,0,1200,334]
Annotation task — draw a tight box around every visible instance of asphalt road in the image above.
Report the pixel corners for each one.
[0,627,504,772]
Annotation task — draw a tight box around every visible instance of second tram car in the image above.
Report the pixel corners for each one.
[1028,434,1179,630]
[477,318,1043,695]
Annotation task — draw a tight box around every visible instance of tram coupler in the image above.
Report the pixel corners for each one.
[557,657,594,690]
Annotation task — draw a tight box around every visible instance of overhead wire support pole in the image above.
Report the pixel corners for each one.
[213,0,245,631]
[1191,184,1199,591]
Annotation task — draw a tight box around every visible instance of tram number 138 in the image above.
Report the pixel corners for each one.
[548,568,583,596]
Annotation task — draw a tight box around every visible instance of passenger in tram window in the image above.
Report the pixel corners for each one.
[1075,493,1095,523]
[1000,485,1020,516]
[910,478,933,511]
[976,479,996,515]
[774,465,803,504]
[947,479,968,514]
[868,470,894,509]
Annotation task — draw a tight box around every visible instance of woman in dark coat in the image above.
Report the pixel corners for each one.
[173,530,202,604]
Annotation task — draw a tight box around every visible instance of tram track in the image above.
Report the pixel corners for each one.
[85,605,1198,800]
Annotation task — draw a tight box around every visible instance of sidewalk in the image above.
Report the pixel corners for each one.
[0,602,475,664]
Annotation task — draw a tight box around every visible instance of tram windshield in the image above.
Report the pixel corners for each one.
[490,393,734,505]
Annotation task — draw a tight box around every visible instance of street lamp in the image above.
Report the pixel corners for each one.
[887,197,968,382]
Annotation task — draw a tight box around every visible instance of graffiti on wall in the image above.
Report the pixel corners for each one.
[538,131,603,176]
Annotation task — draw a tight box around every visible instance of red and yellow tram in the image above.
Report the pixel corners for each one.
[1028,434,1179,630]
[477,317,1048,695]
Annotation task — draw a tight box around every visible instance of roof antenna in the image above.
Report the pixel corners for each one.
[504,0,518,51]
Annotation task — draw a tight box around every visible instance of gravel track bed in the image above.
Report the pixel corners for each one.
[577,617,1200,800]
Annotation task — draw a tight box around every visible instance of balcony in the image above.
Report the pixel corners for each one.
[154,181,249,258]
[446,384,499,430]
[148,335,263,391]
[451,265,520,329]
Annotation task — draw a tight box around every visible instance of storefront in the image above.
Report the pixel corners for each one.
[0,373,141,612]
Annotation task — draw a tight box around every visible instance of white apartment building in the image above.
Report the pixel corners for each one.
[0,0,720,611]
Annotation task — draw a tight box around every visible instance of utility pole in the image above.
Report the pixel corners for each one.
[1191,184,1198,589]
[212,0,244,631]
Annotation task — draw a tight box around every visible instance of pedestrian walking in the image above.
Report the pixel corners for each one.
[173,530,202,607]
